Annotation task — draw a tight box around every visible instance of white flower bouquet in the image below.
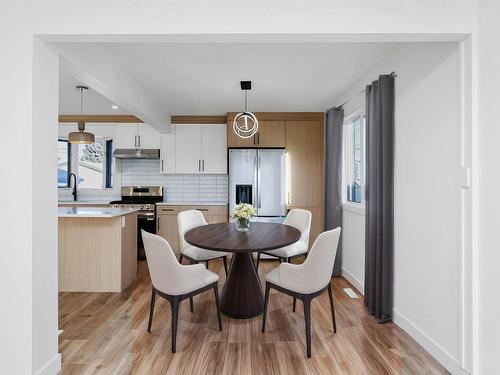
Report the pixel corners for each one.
[233,203,256,232]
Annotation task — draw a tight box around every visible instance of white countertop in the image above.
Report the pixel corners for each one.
[58,207,141,218]
[58,201,111,206]
[156,202,228,206]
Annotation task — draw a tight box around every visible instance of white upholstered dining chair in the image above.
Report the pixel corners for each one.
[256,208,312,269]
[141,230,222,353]
[261,227,341,358]
[177,210,228,275]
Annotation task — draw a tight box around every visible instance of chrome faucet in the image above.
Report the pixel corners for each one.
[69,173,77,201]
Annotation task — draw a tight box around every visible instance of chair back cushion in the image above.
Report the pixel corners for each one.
[141,229,180,293]
[301,227,341,292]
[283,209,312,247]
[142,229,207,295]
[177,210,207,253]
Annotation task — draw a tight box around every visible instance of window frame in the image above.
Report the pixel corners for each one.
[342,108,366,207]
[58,138,71,188]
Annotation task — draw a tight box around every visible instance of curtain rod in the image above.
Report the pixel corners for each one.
[337,71,397,109]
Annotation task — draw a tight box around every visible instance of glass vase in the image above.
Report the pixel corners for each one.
[235,218,250,232]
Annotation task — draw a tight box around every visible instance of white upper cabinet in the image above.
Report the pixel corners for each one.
[160,124,227,174]
[201,124,227,174]
[175,124,203,173]
[114,124,138,149]
[114,123,161,149]
[138,124,161,149]
[160,133,176,173]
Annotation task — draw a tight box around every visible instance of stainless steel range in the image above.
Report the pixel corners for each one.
[110,186,163,260]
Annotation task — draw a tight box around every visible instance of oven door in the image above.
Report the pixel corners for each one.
[137,211,156,260]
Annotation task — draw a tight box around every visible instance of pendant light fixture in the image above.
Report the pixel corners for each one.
[233,81,258,139]
[68,85,95,144]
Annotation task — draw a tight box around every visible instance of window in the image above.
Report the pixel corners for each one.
[344,114,365,204]
[59,138,113,190]
[58,139,71,188]
[77,139,113,189]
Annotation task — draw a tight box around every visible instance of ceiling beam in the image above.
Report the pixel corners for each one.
[59,115,143,123]
[54,43,170,132]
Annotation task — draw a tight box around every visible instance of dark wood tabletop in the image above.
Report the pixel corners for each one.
[184,222,301,253]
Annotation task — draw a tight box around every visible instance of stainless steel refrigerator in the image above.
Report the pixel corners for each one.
[229,149,286,223]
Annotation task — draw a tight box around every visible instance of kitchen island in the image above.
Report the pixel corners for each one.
[58,207,139,292]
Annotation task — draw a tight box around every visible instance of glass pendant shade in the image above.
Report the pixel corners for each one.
[68,121,95,144]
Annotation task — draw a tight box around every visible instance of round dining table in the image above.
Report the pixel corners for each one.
[184,222,301,319]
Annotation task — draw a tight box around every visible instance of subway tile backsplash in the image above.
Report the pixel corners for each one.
[121,159,228,203]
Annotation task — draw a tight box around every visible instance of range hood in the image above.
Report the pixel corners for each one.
[113,149,160,159]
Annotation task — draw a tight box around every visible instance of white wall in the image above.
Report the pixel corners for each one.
[477,1,500,374]
[338,43,463,373]
[32,39,61,374]
[0,1,482,374]
[341,205,366,293]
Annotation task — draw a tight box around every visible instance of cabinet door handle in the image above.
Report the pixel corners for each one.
[198,160,201,172]
[161,160,164,171]
[138,135,141,148]
[157,217,159,230]
[202,159,205,172]
[161,208,174,212]
[197,208,209,212]
[256,133,260,145]
[134,135,137,148]
[253,134,256,145]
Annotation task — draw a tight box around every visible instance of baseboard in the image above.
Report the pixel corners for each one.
[34,353,61,375]
[341,268,364,295]
[392,309,468,375]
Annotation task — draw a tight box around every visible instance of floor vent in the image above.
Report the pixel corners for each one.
[343,288,359,299]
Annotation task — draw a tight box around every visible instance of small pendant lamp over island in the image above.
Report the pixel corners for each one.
[68,85,95,144]
[232,81,258,139]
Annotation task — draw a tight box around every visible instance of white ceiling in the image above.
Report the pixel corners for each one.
[59,42,397,116]
[59,70,129,115]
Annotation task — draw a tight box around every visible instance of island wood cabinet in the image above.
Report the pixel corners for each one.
[160,124,227,174]
[156,204,228,253]
[115,123,161,149]
[226,116,286,148]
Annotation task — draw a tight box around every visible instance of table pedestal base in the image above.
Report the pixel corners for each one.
[220,252,264,319]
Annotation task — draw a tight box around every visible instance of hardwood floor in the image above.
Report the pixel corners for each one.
[59,259,448,374]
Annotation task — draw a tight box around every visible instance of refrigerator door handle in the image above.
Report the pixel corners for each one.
[258,156,262,208]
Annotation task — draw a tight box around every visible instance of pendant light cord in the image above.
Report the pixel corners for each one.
[80,88,83,115]
[244,90,248,113]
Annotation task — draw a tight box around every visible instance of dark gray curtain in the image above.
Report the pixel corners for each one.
[325,107,344,277]
[364,74,395,323]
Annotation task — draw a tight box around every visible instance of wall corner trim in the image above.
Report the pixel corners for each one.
[34,353,61,375]
[392,309,469,375]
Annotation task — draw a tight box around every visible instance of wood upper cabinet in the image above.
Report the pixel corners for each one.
[255,120,285,147]
[285,120,324,207]
[227,116,285,148]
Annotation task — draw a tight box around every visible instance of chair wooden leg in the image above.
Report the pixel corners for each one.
[223,256,228,276]
[189,297,194,313]
[171,296,180,353]
[179,253,184,264]
[303,297,312,358]
[256,252,261,271]
[304,252,308,260]
[206,260,209,269]
[279,257,282,264]
[328,284,337,333]
[262,282,271,332]
[293,297,296,312]
[147,288,156,332]
[213,284,222,331]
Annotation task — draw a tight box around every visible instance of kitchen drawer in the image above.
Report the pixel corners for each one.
[157,206,180,215]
